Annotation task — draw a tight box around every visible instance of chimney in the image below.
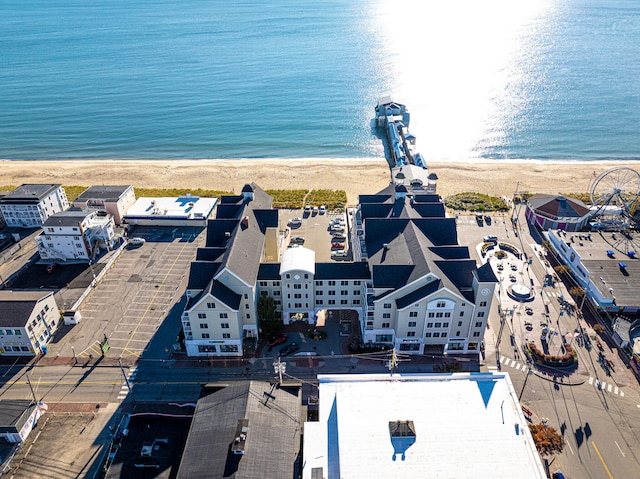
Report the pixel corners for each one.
[232,419,249,455]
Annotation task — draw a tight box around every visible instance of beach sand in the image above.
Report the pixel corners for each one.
[2,159,640,204]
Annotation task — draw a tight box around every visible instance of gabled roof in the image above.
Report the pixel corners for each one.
[187,262,221,291]
[396,280,442,309]
[0,400,37,432]
[177,381,301,479]
[476,262,499,283]
[315,262,371,280]
[210,280,242,310]
[195,247,227,262]
[0,291,53,328]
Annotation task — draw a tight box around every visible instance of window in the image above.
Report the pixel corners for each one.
[443,322,449,328]
[384,303,391,309]
[316,300,323,305]
[382,322,390,328]
[383,313,391,319]
[220,313,228,319]
[198,345,216,353]
[259,281,267,287]
[353,299,360,305]
[353,290,359,295]
[6,330,13,335]
[294,293,302,299]
[477,312,485,318]
[286,274,290,279]
[199,323,208,329]
[274,300,281,306]
[459,311,465,317]
[354,281,361,286]
[442,332,448,338]
[436,312,443,318]
[294,284,301,289]
[341,280,348,286]
[437,301,445,308]
[316,290,323,295]
[480,301,487,307]
[221,323,229,329]
[408,321,416,327]
[222,333,231,339]
[245,304,249,309]
[473,331,481,337]
[475,321,483,328]
[201,333,210,339]
[14,330,22,336]
[273,281,280,286]
[328,299,335,305]
[273,291,281,296]
[316,281,323,286]
[328,291,336,296]
[407,331,416,337]
[341,290,348,296]
[409,311,418,318]
[304,273,309,279]
[328,281,336,286]
[433,332,440,338]
[458,321,463,327]
[197,313,207,319]
[428,312,435,318]
[294,303,302,308]
[456,331,461,336]
[246,314,250,319]
[425,332,432,338]
[261,291,268,297]
[341,300,348,305]
[426,322,433,328]
[220,345,238,352]
[206,302,216,309]
[434,322,442,328]
[444,312,451,318]
[287,294,291,299]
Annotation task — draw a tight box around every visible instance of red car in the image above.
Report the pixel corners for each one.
[331,242,345,249]
[268,334,287,347]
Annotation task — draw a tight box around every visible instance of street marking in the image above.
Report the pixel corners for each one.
[607,384,612,393]
[620,391,624,397]
[591,441,614,479]
[614,440,625,457]
[589,377,594,385]
[614,386,619,395]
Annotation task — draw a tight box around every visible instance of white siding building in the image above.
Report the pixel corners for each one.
[0,291,60,356]
[36,209,117,262]
[73,185,136,225]
[0,184,69,228]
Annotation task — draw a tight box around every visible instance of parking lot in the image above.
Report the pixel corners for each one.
[282,208,350,261]
[44,227,206,360]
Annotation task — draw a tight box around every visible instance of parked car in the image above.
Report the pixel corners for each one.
[331,233,346,241]
[290,237,305,245]
[279,342,300,356]
[319,205,326,215]
[129,237,146,246]
[313,206,319,215]
[268,334,287,347]
[331,250,348,258]
[483,235,498,243]
[330,224,345,232]
[331,217,345,224]
[331,242,345,249]
[475,214,483,225]
[288,217,302,227]
[46,263,57,273]
[303,205,312,216]
[484,215,492,225]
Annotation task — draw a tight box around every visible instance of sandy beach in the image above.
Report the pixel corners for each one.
[2,159,640,205]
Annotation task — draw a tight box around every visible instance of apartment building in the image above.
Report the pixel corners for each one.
[0,184,69,228]
[72,185,136,224]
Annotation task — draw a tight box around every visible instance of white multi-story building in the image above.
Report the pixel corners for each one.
[0,184,69,228]
[0,291,60,356]
[72,185,136,225]
[36,208,117,262]
[182,182,498,357]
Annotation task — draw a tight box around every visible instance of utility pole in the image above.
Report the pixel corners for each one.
[519,362,533,401]
[386,347,398,375]
[25,374,38,404]
[273,357,286,384]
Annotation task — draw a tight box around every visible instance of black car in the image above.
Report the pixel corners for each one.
[475,214,484,225]
[279,342,300,356]
[290,237,305,245]
[484,215,492,225]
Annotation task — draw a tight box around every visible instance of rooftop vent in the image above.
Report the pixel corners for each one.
[383,243,389,250]
[225,231,231,238]
[232,419,249,455]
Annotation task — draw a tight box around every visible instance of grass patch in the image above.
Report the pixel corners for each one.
[445,192,508,212]
[266,189,308,209]
[305,189,347,211]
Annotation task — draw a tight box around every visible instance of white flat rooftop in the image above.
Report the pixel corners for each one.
[303,373,546,479]
[124,195,216,220]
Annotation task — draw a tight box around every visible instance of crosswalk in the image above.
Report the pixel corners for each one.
[494,356,625,397]
[118,366,137,401]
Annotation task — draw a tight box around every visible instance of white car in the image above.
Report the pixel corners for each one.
[330,224,345,232]
[288,217,302,227]
[319,205,326,215]
[129,237,146,246]
[332,250,348,258]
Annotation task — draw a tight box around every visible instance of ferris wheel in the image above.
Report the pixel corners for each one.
[590,167,640,217]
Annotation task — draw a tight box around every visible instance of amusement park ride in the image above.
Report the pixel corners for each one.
[589,166,640,253]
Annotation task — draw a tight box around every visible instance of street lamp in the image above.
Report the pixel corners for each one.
[71,345,77,364]
[519,361,534,400]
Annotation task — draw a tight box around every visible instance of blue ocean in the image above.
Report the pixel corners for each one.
[1,0,639,161]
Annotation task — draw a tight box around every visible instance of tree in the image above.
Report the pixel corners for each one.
[554,265,570,275]
[257,295,283,338]
[569,286,585,297]
[529,424,565,457]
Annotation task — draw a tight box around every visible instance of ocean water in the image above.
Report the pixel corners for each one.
[0,0,639,161]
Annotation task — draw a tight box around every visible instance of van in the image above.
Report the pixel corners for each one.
[483,235,498,243]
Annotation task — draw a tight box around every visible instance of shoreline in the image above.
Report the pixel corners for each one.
[2,158,640,205]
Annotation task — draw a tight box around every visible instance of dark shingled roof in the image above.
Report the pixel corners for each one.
[187,262,221,291]
[0,400,37,433]
[210,280,242,310]
[0,291,53,328]
[195,247,226,262]
[74,185,132,202]
[527,194,590,219]
[0,184,61,203]
[396,279,442,309]
[315,262,371,280]
[206,219,240,247]
[177,381,301,479]
[476,261,499,283]
[42,209,93,227]
[216,203,243,219]
[258,263,281,280]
